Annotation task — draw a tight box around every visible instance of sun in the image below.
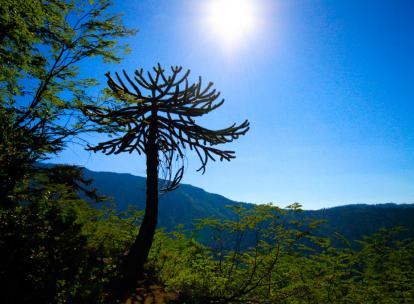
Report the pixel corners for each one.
[205,0,257,48]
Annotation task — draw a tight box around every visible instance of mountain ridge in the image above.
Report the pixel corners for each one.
[83,167,412,211]
[67,166,414,242]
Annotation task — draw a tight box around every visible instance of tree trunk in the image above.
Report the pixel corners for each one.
[118,108,159,293]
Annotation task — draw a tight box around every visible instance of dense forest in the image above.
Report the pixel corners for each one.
[2,187,413,303]
[1,1,413,303]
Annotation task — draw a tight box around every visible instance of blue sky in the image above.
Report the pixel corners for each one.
[52,0,414,209]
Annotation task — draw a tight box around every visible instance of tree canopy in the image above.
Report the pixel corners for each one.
[84,65,250,190]
[0,0,135,206]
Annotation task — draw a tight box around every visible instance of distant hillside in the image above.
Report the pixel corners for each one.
[301,203,414,243]
[83,168,246,229]
[83,168,414,242]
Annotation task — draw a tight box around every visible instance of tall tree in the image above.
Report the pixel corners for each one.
[84,64,250,289]
[0,0,135,206]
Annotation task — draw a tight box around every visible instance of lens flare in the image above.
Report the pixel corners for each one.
[205,0,257,48]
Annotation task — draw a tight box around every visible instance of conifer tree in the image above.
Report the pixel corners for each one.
[84,64,250,288]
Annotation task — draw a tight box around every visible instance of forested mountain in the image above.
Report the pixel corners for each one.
[84,168,414,242]
[301,203,414,242]
[83,168,243,229]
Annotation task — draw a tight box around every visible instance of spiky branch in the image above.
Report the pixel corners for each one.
[84,64,249,190]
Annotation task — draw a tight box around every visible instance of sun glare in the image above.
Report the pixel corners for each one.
[205,0,257,49]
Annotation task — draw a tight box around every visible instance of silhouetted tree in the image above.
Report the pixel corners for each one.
[84,64,250,290]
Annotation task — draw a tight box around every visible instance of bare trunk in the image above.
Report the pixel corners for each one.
[117,108,159,293]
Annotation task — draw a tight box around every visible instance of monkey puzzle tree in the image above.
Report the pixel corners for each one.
[84,64,249,287]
